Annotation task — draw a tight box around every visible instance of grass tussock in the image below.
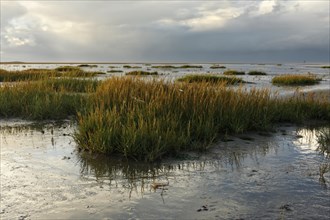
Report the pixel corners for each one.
[123,65,142,69]
[272,74,320,86]
[210,65,226,69]
[126,71,158,76]
[176,74,244,84]
[178,65,203,69]
[152,65,177,69]
[74,77,330,161]
[321,66,330,69]
[152,65,203,69]
[248,71,267,75]
[77,64,98,68]
[223,70,245,75]
[107,70,123,73]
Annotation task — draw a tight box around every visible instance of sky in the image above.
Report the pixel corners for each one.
[0,0,329,63]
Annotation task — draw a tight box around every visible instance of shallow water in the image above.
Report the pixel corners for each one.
[1,120,329,219]
[1,63,329,95]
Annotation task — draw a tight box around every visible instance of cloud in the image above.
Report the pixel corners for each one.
[0,1,329,62]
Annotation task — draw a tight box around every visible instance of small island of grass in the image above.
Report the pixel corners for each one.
[248,71,267,75]
[223,70,245,75]
[210,65,226,69]
[272,74,320,86]
[177,74,245,84]
[126,70,158,76]
[107,70,123,73]
[123,65,142,69]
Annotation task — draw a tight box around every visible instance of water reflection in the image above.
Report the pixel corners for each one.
[296,125,330,188]
[76,138,277,198]
[2,121,330,219]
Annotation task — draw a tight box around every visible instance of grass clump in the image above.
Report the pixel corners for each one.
[177,74,244,85]
[107,70,123,73]
[272,74,320,86]
[248,71,267,75]
[152,65,203,69]
[55,66,81,72]
[223,70,245,75]
[77,64,98,68]
[321,66,330,68]
[126,71,158,76]
[178,65,203,69]
[123,65,142,69]
[74,77,330,162]
[210,65,226,69]
[0,80,90,120]
[152,65,177,69]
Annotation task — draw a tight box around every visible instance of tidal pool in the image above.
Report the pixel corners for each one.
[0,120,329,219]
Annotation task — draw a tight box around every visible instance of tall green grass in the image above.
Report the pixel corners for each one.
[1,76,329,162]
[0,68,99,82]
[74,77,330,161]
[0,79,96,119]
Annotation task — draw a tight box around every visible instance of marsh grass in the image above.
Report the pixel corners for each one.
[152,65,203,69]
[321,66,330,69]
[77,64,98,68]
[223,70,245,75]
[107,70,123,73]
[248,71,267,75]
[272,74,320,86]
[210,65,226,69]
[123,65,142,69]
[178,65,203,69]
[176,74,244,84]
[126,71,158,76]
[316,127,330,157]
[74,77,330,161]
[0,68,100,82]
[152,65,177,69]
[35,78,100,93]
[0,80,89,120]
[1,75,329,162]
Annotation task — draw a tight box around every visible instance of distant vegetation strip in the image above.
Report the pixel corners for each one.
[152,65,203,69]
[126,71,158,76]
[210,65,226,69]
[177,74,244,84]
[248,71,267,75]
[272,74,320,86]
[0,68,103,82]
[223,70,245,75]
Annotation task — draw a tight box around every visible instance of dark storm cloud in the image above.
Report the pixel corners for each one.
[1,1,329,62]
